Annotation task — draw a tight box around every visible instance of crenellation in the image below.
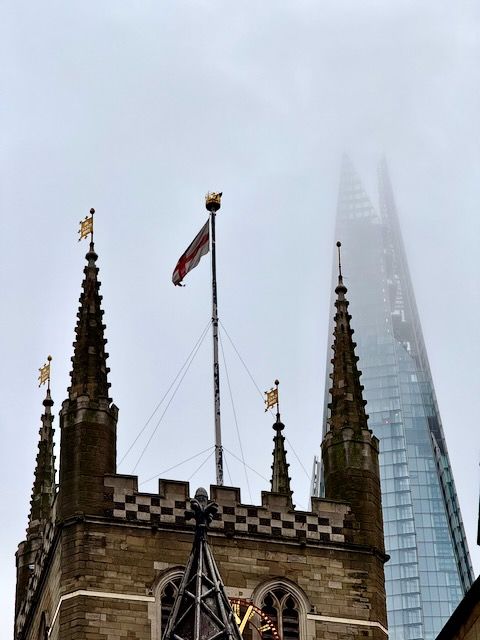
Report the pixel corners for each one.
[158,478,189,501]
[103,476,359,549]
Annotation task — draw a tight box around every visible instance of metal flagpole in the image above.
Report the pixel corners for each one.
[205,192,223,486]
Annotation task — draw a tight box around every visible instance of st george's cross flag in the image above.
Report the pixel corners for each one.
[172,219,210,286]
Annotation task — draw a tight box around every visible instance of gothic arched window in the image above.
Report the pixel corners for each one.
[260,588,300,640]
[254,580,309,640]
[155,570,183,640]
[38,611,49,640]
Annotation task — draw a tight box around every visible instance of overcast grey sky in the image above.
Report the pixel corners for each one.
[2,1,479,635]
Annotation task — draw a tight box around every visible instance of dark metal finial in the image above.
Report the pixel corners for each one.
[185,487,218,538]
[336,241,342,278]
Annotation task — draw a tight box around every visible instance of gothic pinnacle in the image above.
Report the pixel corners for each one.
[68,235,111,400]
[27,386,56,539]
[327,242,369,433]
[268,381,293,507]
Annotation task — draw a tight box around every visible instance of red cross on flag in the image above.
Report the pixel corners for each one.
[172,219,210,286]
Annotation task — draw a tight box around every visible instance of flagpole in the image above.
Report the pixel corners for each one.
[206,192,223,486]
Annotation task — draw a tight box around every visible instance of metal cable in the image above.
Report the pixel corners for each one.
[188,449,215,482]
[223,451,233,486]
[285,437,310,480]
[140,446,214,486]
[220,320,310,481]
[223,446,269,483]
[119,319,211,465]
[219,320,266,402]
[219,329,253,503]
[131,321,211,472]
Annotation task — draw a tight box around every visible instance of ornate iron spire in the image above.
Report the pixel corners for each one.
[267,381,293,506]
[163,488,242,640]
[27,386,56,539]
[327,242,369,433]
[68,227,111,400]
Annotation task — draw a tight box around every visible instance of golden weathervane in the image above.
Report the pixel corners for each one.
[264,379,280,412]
[78,208,95,241]
[38,355,52,388]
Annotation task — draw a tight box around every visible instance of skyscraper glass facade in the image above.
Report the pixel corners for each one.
[313,157,474,640]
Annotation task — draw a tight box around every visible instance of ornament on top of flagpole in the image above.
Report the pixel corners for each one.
[205,192,222,213]
[265,379,280,413]
[38,355,52,389]
[78,208,95,241]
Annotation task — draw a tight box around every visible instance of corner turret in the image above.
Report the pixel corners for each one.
[322,242,385,555]
[58,234,118,521]
[15,385,56,618]
[28,386,56,538]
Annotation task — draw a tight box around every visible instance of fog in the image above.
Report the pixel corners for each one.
[2,1,479,634]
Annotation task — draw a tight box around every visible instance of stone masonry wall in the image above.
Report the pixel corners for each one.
[18,476,387,640]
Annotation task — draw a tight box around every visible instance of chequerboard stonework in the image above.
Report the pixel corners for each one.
[15,240,388,639]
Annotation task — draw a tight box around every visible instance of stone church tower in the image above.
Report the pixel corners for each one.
[15,240,388,639]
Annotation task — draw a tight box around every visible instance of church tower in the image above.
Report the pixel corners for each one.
[15,237,388,640]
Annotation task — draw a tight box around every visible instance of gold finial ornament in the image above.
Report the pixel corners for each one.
[205,192,222,213]
[78,207,95,241]
[38,355,52,388]
[264,379,280,412]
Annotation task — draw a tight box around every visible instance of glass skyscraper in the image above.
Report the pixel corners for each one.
[312,156,474,640]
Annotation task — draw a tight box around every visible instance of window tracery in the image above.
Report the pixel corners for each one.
[154,569,183,640]
[254,580,309,640]
[260,589,299,640]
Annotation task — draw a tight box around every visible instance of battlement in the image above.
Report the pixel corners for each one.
[104,475,357,545]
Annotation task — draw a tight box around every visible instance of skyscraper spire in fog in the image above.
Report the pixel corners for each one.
[315,156,473,640]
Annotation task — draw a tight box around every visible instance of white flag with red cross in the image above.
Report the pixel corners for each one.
[172,220,210,286]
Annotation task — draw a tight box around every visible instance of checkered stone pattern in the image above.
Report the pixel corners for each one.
[108,490,187,526]
[104,485,354,545]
